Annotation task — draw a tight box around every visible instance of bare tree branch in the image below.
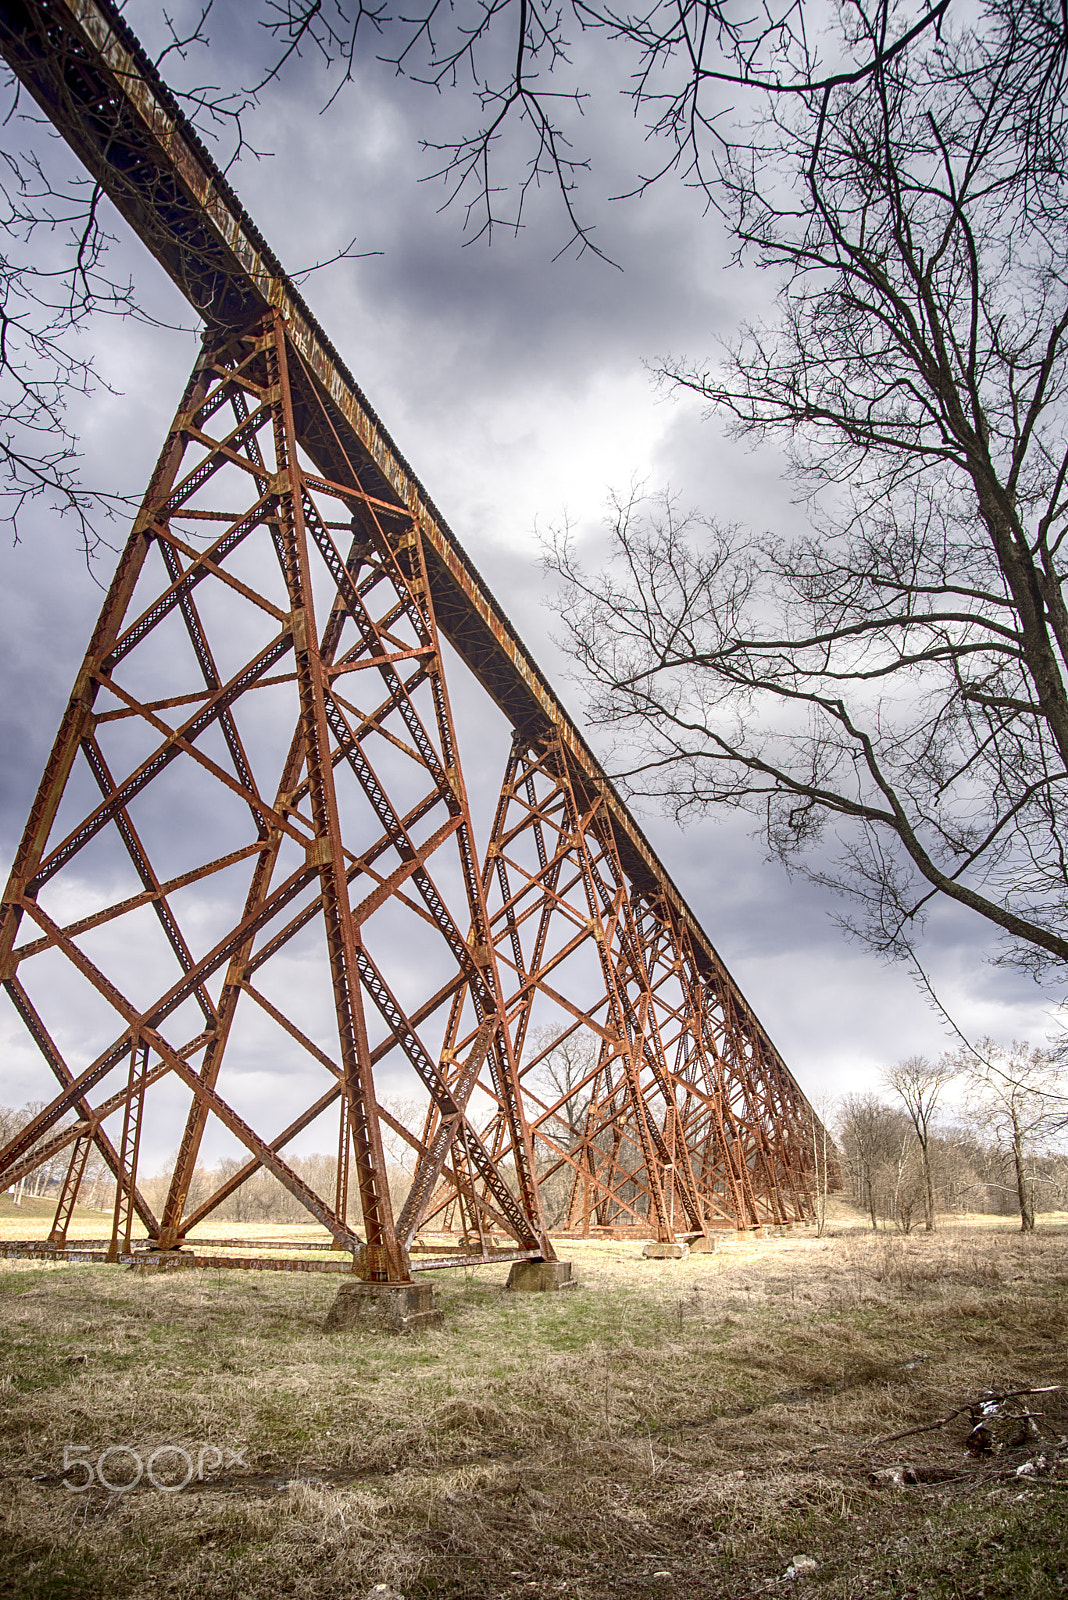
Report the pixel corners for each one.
[545,7,1068,979]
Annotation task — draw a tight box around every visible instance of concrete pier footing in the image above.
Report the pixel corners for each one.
[324,1281,443,1333]
[642,1241,690,1259]
[505,1259,574,1292]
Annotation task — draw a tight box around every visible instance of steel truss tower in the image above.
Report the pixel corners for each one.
[0,0,833,1281]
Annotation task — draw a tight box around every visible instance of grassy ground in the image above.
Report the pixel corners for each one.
[0,1204,1066,1599]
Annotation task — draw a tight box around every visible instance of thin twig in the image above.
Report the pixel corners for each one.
[870,1409,964,1446]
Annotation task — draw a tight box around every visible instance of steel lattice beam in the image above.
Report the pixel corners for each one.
[437,735,823,1240]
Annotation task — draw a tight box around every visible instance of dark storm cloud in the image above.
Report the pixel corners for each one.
[144,2,741,380]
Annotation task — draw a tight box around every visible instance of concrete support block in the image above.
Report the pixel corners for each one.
[642,1241,690,1259]
[687,1234,718,1254]
[324,1281,443,1334]
[505,1259,574,1292]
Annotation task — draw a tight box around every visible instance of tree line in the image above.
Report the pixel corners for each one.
[4,1037,1065,1232]
[834,1041,1068,1233]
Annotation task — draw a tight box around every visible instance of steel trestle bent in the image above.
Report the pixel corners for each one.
[0,316,550,1279]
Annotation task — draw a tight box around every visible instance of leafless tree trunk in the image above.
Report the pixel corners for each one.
[1010,1105,1035,1232]
[954,1039,1067,1231]
[810,1112,828,1238]
[838,1094,908,1230]
[883,1057,955,1232]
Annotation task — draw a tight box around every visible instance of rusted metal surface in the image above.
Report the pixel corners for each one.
[47,1135,91,1246]
[0,0,836,1275]
[1,0,808,1044]
[1,1243,538,1274]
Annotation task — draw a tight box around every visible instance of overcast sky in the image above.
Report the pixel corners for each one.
[0,0,1059,1157]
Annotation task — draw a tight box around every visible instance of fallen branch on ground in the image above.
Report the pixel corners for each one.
[870,1387,1063,1448]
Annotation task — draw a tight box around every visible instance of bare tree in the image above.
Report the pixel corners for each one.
[378,1096,428,1177]
[3,0,1064,553]
[0,111,139,552]
[0,1,237,549]
[952,1039,1067,1230]
[0,1103,28,1203]
[837,1092,909,1229]
[0,1103,25,1151]
[547,6,1068,979]
[806,1088,837,1237]
[809,1109,829,1238]
[0,1099,78,1200]
[1050,1152,1068,1210]
[883,1056,955,1232]
[0,4,348,550]
[881,1124,926,1231]
[527,1025,596,1143]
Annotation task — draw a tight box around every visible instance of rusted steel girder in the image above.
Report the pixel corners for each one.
[0,0,836,1258]
[0,0,814,1071]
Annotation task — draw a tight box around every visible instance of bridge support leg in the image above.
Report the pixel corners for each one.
[642,1241,689,1260]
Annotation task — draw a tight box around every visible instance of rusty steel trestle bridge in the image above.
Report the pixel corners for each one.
[0,0,833,1290]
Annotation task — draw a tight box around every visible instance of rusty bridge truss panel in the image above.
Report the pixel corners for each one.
[0,0,835,1278]
[440,734,819,1242]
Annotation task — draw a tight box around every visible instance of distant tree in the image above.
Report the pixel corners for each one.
[378,1096,428,1179]
[528,1026,596,1145]
[213,1155,264,1224]
[806,1089,837,1238]
[837,1093,909,1230]
[0,1100,77,1200]
[886,1129,925,1234]
[929,1127,987,1215]
[951,1039,1068,1230]
[0,1104,26,1152]
[1050,1152,1068,1211]
[79,1146,112,1212]
[883,1057,956,1232]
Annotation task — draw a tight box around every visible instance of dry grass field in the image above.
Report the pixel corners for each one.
[1,1200,1066,1599]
